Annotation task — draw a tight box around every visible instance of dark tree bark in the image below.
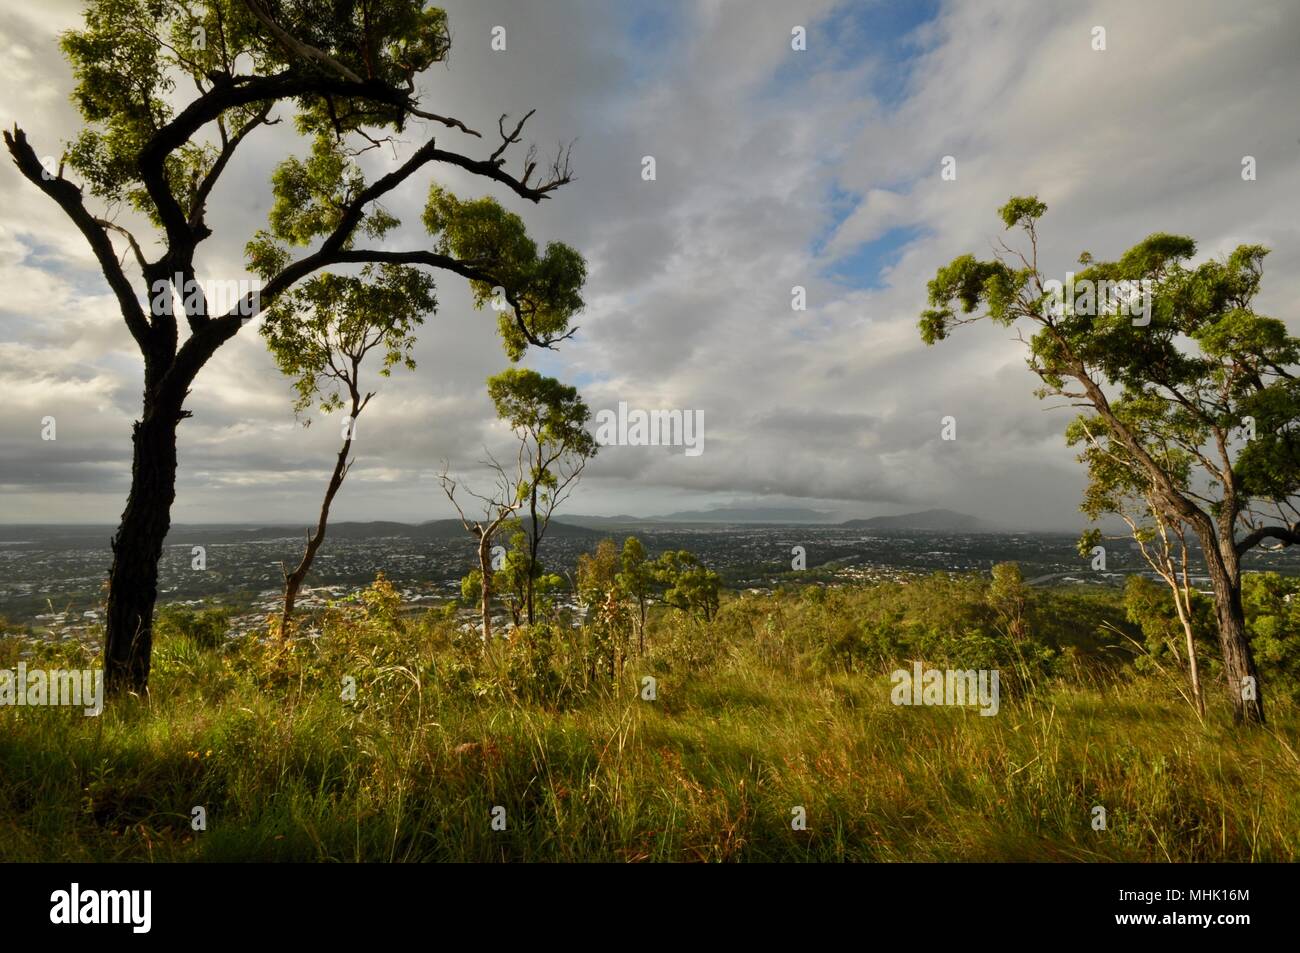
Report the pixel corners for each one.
[104,397,186,696]
[1201,524,1265,724]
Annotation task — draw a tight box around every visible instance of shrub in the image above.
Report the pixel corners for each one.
[154,604,231,649]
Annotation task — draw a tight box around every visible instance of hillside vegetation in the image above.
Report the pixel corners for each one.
[2,570,1298,861]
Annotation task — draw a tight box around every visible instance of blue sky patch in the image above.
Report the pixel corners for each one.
[821,223,929,290]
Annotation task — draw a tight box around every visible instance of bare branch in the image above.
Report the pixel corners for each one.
[4,126,151,350]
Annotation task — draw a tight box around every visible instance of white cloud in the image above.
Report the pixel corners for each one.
[1,0,1296,529]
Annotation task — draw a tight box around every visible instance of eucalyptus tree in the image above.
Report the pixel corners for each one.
[919,197,1299,723]
[489,525,565,627]
[6,0,583,693]
[653,551,721,623]
[261,263,434,632]
[616,536,654,655]
[1071,415,1207,716]
[439,454,525,650]
[487,368,597,625]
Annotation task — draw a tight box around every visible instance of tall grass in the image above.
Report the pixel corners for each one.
[2,581,1297,861]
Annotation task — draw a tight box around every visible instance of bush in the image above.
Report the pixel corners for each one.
[154,604,231,649]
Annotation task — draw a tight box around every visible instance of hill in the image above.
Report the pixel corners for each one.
[838,508,986,531]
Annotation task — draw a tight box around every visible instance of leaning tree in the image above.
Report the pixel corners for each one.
[6,0,585,695]
[920,197,1300,724]
[261,263,436,632]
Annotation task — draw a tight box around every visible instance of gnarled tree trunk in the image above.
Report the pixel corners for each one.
[103,398,185,696]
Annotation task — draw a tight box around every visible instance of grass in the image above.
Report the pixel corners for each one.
[2,584,1299,862]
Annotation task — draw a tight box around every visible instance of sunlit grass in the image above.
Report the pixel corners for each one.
[2,589,1298,862]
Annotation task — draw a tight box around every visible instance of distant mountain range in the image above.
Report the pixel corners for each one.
[557,507,990,531]
[559,507,832,527]
[157,518,605,544]
[839,509,986,531]
[0,509,991,546]
[188,508,988,540]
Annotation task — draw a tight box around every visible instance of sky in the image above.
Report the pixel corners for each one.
[1,0,1297,529]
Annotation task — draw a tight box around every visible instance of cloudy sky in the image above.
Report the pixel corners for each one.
[1,0,1297,529]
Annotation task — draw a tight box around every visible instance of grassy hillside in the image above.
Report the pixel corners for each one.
[2,574,1298,862]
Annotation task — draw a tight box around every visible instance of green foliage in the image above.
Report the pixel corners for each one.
[487,367,597,500]
[353,572,402,630]
[59,0,450,223]
[618,537,651,592]
[1122,575,1218,677]
[921,198,1300,515]
[920,198,1298,727]
[480,527,564,626]
[653,551,722,623]
[501,622,572,704]
[1243,573,1300,701]
[617,536,654,639]
[459,567,484,607]
[260,263,434,417]
[489,368,594,445]
[154,603,231,650]
[576,538,621,610]
[483,369,595,627]
[426,189,586,360]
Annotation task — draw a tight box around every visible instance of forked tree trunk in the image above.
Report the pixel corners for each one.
[281,426,354,634]
[104,399,184,696]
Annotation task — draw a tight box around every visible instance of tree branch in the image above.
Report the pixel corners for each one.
[4,126,152,351]
[1235,523,1300,555]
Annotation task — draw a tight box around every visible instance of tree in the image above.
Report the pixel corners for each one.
[487,368,597,625]
[919,196,1300,723]
[490,523,531,628]
[1242,573,1300,701]
[439,455,524,651]
[576,538,628,684]
[1072,418,1208,716]
[616,536,654,655]
[488,524,564,627]
[1122,574,1215,717]
[7,1,583,694]
[263,263,434,632]
[987,562,1030,644]
[654,550,721,623]
[576,538,621,613]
